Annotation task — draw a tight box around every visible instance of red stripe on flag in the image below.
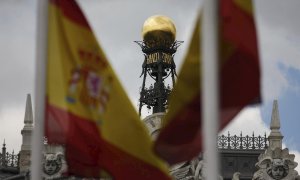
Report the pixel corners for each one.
[154,94,202,164]
[50,0,91,30]
[221,0,258,56]
[45,103,170,179]
[220,0,261,107]
[221,50,260,108]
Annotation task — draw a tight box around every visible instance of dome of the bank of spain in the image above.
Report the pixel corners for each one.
[142,15,176,47]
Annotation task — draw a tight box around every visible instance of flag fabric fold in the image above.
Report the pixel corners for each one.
[154,0,261,165]
[45,0,171,179]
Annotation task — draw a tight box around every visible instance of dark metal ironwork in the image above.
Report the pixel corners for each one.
[136,40,183,115]
[5,151,19,168]
[218,132,268,150]
[0,141,19,168]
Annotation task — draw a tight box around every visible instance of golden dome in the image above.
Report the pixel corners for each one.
[142,15,176,47]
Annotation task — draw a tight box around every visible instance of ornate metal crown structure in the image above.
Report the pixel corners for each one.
[136,15,183,115]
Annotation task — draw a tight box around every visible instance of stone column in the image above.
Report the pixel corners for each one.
[19,94,34,173]
[268,100,283,150]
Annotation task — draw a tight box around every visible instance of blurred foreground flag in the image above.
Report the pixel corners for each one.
[45,0,171,179]
[154,0,261,164]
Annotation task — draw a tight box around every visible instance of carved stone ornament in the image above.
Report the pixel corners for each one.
[253,148,300,180]
[42,152,67,179]
[232,172,241,180]
[170,157,223,180]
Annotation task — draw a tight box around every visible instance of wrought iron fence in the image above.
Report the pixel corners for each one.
[218,132,268,150]
[5,151,19,167]
[1,142,19,168]
[0,152,19,168]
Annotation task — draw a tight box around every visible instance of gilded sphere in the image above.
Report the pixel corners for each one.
[142,15,176,47]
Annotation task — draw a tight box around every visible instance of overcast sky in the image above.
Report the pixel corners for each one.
[0,0,299,172]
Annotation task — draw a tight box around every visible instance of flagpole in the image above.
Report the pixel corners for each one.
[31,0,48,179]
[201,0,220,179]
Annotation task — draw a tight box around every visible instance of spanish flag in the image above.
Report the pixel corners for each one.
[45,0,171,179]
[154,0,261,164]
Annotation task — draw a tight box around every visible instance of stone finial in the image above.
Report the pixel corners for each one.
[24,94,33,126]
[21,94,33,151]
[271,100,280,131]
[268,100,283,150]
[19,92,33,172]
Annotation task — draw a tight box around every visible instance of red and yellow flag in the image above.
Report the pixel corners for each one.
[154,0,261,164]
[45,0,171,179]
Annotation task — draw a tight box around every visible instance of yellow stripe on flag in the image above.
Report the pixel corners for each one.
[234,0,254,15]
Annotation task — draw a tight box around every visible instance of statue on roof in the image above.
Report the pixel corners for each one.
[252,148,300,180]
[42,152,67,179]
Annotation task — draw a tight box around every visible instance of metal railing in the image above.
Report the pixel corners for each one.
[1,143,19,168]
[218,132,268,150]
